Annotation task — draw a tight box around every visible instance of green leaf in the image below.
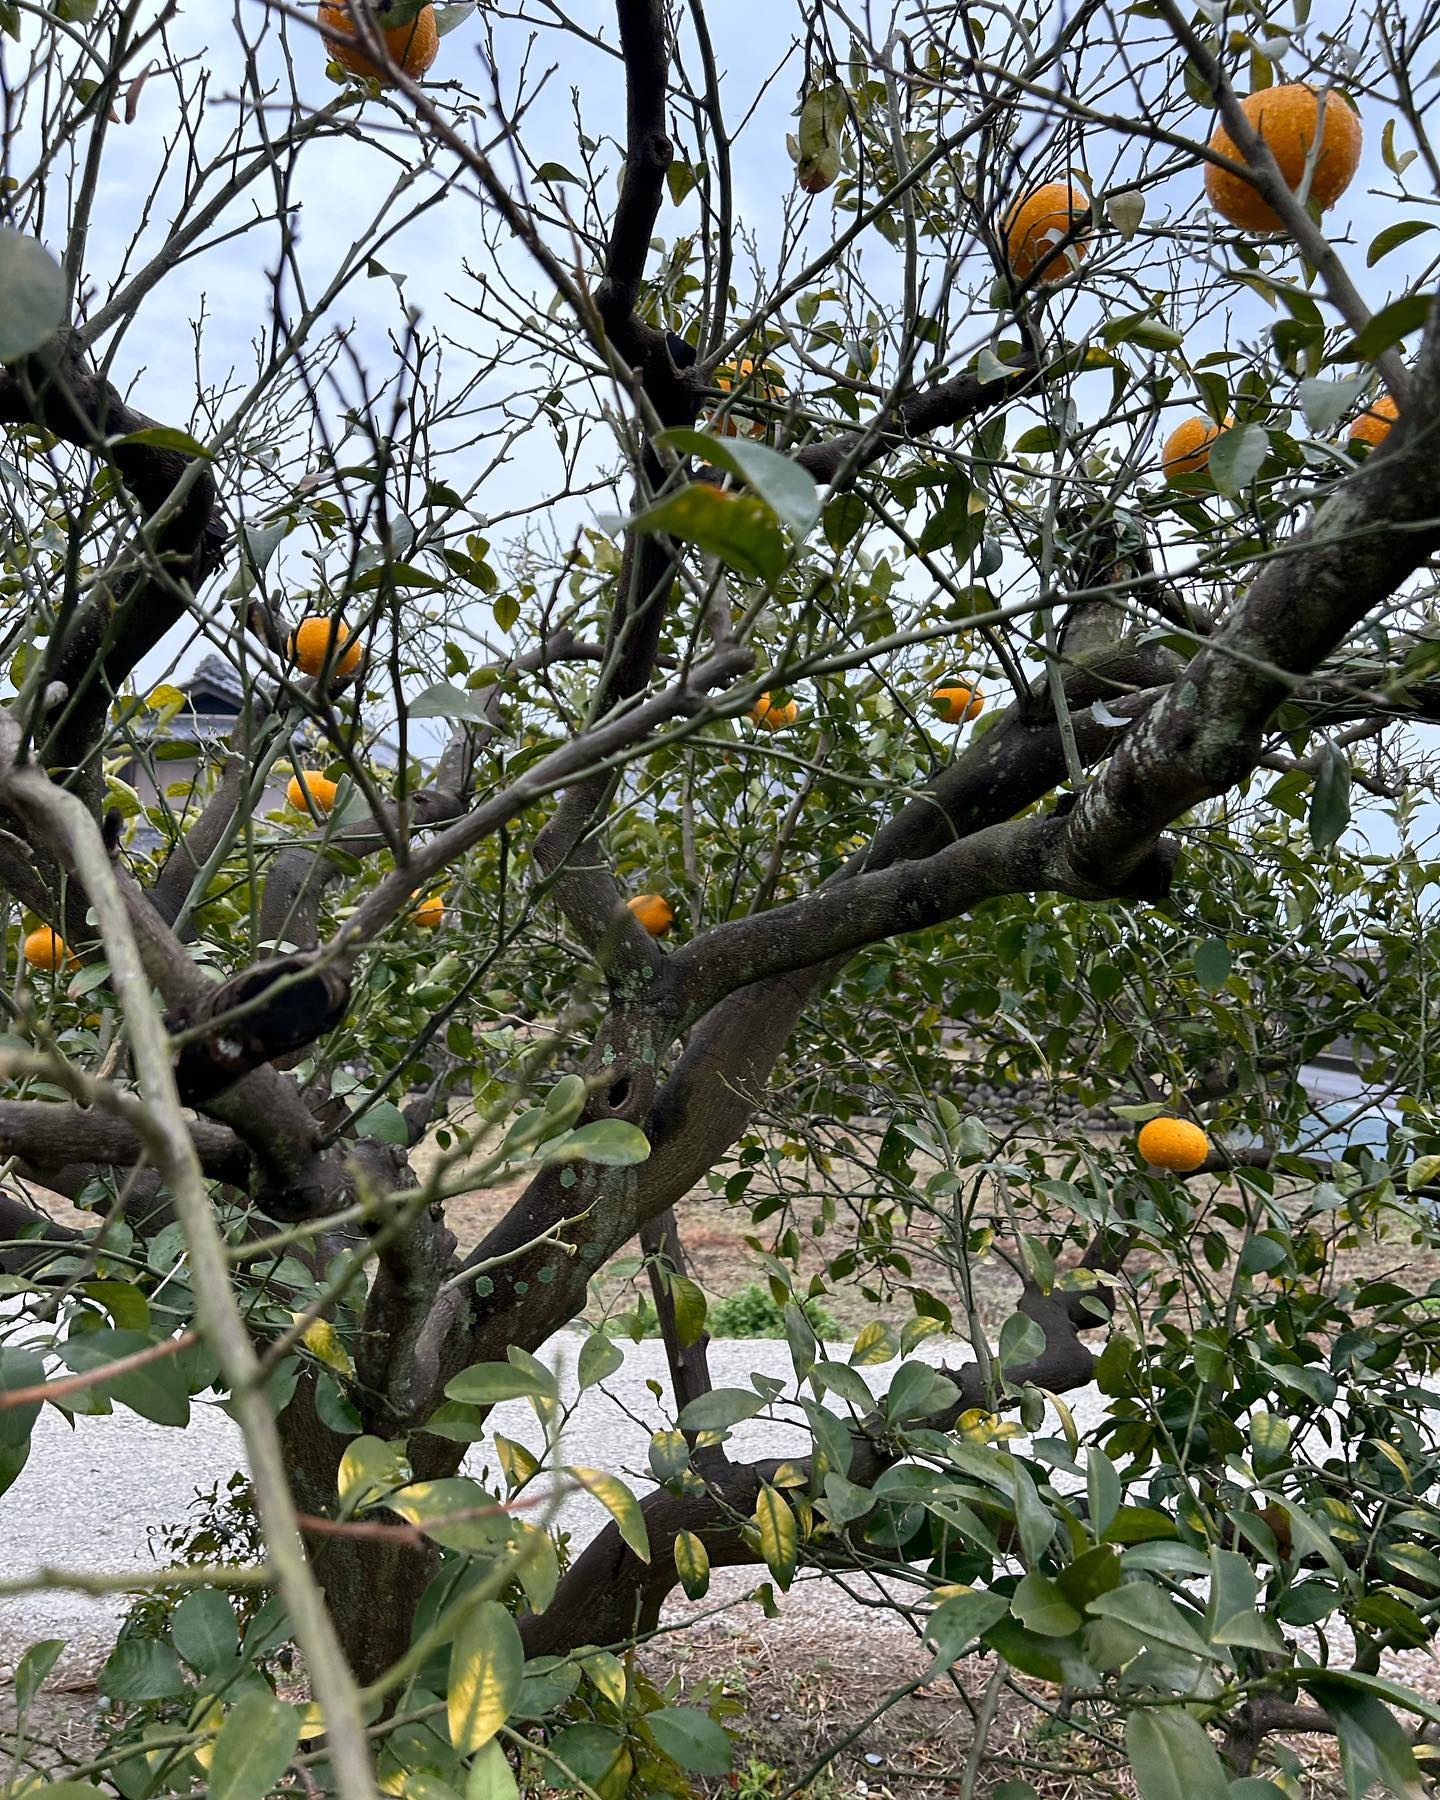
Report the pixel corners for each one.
[823,491,866,552]
[209,1693,300,1800]
[1309,741,1352,850]
[1206,1549,1284,1652]
[630,484,787,582]
[0,230,65,362]
[170,1589,237,1674]
[754,1484,798,1590]
[14,1639,65,1714]
[1337,292,1434,362]
[547,1725,629,1792]
[465,1742,519,1800]
[538,1118,651,1167]
[533,160,580,185]
[812,1359,875,1410]
[670,1274,707,1348]
[1367,219,1436,265]
[58,1330,189,1427]
[355,1099,409,1144]
[113,425,212,460]
[1125,1710,1231,1800]
[0,1346,43,1497]
[1087,1581,1214,1658]
[567,1467,650,1562]
[577,1333,624,1390]
[448,1602,523,1754]
[97,1637,191,1703]
[1011,1572,1082,1637]
[1086,1447,1121,1540]
[1304,1674,1425,1800]
[445,1363,554,1406]
[1298,375,1367,433]
[997,1312,1046,1371]
[408,680,495,725]
[922,1589,1010,1664]
[1192,937,1231,990]
[1207,422,1269,495]
[677,1387,767,1431]
[654,430,820,540]
[645,1706,733,1776]
[674,1528,710,1598]
[795,84,846,194]
[884,1359,959,1421]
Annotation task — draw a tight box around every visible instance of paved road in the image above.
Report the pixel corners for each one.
[0,1330,1103,1679]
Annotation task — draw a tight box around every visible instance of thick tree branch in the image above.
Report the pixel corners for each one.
[0,329,226,782]
[522,1281,1104,1657]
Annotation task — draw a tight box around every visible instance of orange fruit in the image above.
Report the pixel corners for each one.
[748,692,799,730]
[318,1,439,84]
[1349,392,1399,447]
[22,926,76,973]
[627,894,674,938]
[411,893,445,928]
[289,615,362,679]
[287,770,339,814]
[932,684,983,724]
[1137,1116,1211,1173]
[1205,85,1362,232]
[1003,182,1090,283]
[1161,414,1233,480]
[712,360,786,438]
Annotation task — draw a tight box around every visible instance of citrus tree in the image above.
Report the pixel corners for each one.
[5,0,1440,1795]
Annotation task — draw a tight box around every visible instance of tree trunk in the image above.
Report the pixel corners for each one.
[277,1375,439,1685]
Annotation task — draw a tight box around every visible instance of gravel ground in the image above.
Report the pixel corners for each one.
[3,1329,1102,1683]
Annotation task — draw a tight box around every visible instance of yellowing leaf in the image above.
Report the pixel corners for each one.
[567,1466,650,1563]
[754,1484,798,1590]
[674,1529,710,1599]
[295,1315,354,1377]
[447,1601,523,1755]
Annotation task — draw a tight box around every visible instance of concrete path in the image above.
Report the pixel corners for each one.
[0,1330,1102,1679]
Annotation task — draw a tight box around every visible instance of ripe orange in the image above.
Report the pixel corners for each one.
[1137,1116,1211,1173]
[22,926,75,973]
[712,360,786,438]
[748,692,799,731]
[1161,414,1232,480]
[287,770,339,814]
[318,1,439,84]
[290,615,362,680]
[411,893,445,928]
[627,893,675,938]
[932,684,983,724]
[1003,182,1090,284]
[1205,85,1362,232]
[1349,392,1399,447]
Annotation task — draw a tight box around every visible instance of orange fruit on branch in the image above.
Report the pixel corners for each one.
[1204,84,1362,232]
[711,360,786,438]
[411,893,445,928]
[932,684,984,724]
[1349,392,1398,447]
[748,692,799,731]
[318,1,439,84]
[627,893,674,937]
[289,615,363,680]
[22,926,77,973]
[1137,1116,1211,1173]
[287,770,339,814]
[1161,414,1232,480]
[1003,182,1091,284]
